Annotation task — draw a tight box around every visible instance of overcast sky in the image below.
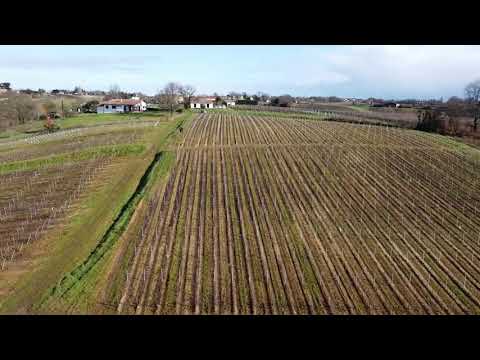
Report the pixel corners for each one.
[0,45,479,99]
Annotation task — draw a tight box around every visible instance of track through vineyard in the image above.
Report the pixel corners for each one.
[114,113,480,314]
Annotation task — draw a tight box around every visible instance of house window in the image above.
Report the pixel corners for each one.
[112,105,116,109]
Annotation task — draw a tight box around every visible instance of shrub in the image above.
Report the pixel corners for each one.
[44,117,60,133]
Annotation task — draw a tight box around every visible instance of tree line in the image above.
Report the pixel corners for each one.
[415,79,480,136]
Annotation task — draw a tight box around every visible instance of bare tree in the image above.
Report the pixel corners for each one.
[106,84,122,100]
[42,100,57,114]
[447,96,464,105]
[415,107,443,133]
[73,85,84,94]
[465,80,480,132]
[179,84,196,109]
[256,92,269,102]
[0,95,17,130]
[159,82,181,117]
[228,91,241,98]
[11,94,36,125]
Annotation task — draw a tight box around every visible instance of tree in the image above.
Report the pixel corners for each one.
[228,91,241,99]
[444,103,464,136]
[415,107,443,133]
[256,92,269,102]
[81,100,99,113]
[465,79,480,132]
[0,82,11,90]
[106,84,122,100]
[11,94,36,125]
[447,96,464,104]
[43,100,57,114]
[278,94,294,107]
[179,84,196,109]
[159,82,181,116]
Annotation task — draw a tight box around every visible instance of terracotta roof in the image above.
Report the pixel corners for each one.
[99,99,143,106]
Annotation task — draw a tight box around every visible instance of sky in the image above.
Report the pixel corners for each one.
[0,45,479,99]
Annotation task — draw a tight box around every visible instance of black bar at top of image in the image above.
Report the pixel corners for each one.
[1,2,479,45]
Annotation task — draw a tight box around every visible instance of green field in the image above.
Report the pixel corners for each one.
[0,112,173,144]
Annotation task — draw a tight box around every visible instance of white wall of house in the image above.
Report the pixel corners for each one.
[137,101,147,111]
[97,105,128,114]
[191,103,215,109]
[97,101,146,113]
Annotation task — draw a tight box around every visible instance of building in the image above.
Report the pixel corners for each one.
[97,98,147,113]
[0,82,11,94]
[224,99,236,107]
[190,97,217,109]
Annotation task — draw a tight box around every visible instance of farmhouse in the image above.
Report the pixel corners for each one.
[97,98,147,113]
[190,96,236,109]
[190,97,218,109]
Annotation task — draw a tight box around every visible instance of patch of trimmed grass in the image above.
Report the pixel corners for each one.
[0,143,146,174]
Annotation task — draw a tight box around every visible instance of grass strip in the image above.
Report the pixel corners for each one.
[0,143,146,174]
[38,150,173,309]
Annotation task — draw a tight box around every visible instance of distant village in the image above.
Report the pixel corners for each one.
[0,81,449,116]
[1,79,479,143]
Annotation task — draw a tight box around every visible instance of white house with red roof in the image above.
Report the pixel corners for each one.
[97,98,147,114]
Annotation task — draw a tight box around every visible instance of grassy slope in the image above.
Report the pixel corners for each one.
[0,113,190,313]
[0,112,169,143]
[0,155,149,313]
[0,144,146,174]
[22,112,191,313]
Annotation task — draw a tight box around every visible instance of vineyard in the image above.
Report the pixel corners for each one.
[0,115,186,312]
[107,113,480,314]
[235,104,418,128]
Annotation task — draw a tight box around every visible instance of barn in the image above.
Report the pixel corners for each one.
[97,98,147,114]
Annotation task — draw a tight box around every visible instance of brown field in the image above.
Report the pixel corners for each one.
[238,104,419,128]
[104,113,480,314]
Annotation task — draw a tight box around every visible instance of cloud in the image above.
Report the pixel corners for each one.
[1,45,479,98]
[317,45,480,98]
[0,52,161,73]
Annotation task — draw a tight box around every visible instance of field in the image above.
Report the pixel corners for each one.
[102,113,480,314]
[2,110,480,315]
[0,112,188,312]
[236,104,418,128]
[0,111,170,144]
